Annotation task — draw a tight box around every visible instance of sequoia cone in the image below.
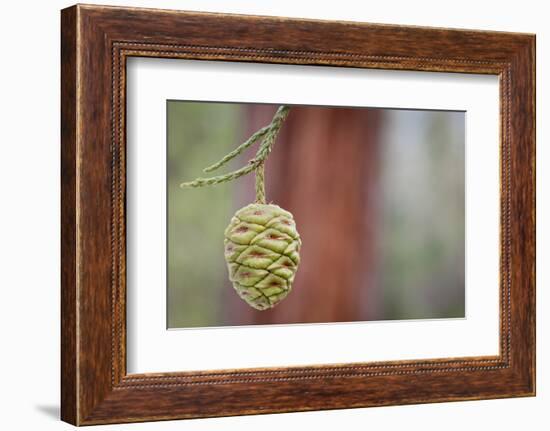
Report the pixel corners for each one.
[224,203,301,310]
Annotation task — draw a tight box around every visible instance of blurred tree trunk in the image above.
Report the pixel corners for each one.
[223,105,381,325]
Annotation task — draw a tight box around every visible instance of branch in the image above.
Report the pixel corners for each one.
[179,105,291,201]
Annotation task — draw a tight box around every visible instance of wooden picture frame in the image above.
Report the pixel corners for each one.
[61,4,535,425]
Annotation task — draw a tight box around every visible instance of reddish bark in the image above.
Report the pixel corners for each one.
[223,105,381,325]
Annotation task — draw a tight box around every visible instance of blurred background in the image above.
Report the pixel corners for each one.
[167,101,465,328]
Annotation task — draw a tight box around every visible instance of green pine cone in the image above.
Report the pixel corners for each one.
[224,203,301,310]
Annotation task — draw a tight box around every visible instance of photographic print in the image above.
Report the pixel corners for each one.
[61,6,535,423]
[168,101,465,328]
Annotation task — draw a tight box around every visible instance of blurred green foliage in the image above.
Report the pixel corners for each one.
[379,110,465,320]
[167,101,241,328]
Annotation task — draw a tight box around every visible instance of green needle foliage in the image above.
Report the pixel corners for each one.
[180,105,291,204]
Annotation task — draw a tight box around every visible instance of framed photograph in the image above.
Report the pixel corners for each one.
[61,4,535,425]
